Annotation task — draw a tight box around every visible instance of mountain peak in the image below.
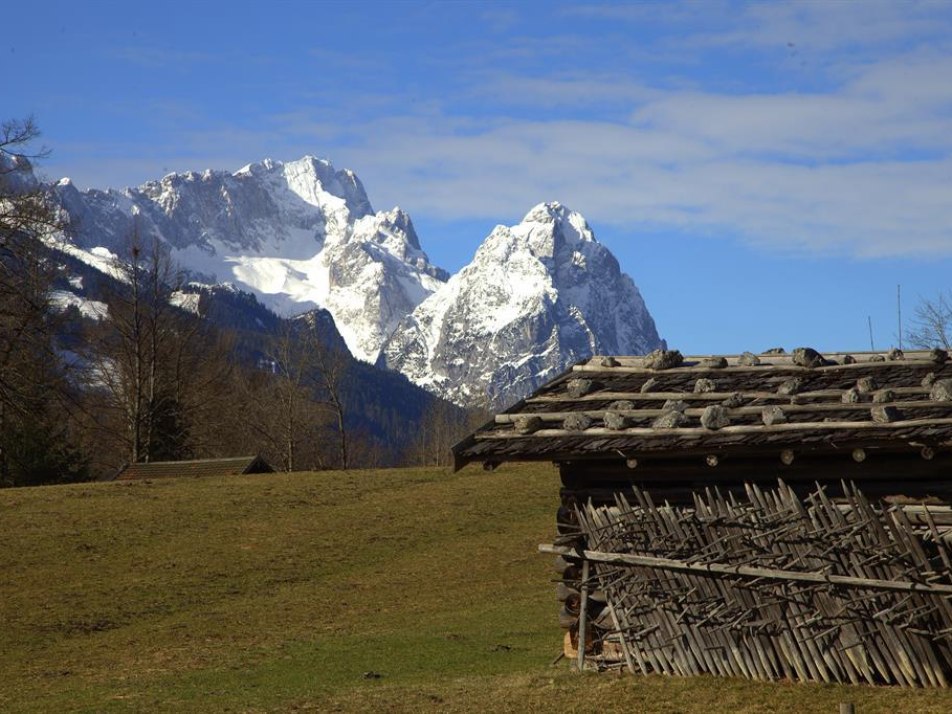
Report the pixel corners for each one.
[522,200,568,222]
[48,155,445,364]
[381,203,663,409]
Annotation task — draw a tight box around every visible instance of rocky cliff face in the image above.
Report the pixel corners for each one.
[379,202,664,409]
[50,157,446,363]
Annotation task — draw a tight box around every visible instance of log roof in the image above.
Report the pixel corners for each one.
[452,348,952,471]
[112,455,274,481]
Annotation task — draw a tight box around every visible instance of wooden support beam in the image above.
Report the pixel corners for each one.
[539,544,952,596]
[577,559,590,672]
[570,352,946,375]
[527,386,934,406]
[480,417,952,440]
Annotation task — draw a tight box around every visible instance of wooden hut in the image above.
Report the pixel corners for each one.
[453,348,952,686]
[112,455,273,481]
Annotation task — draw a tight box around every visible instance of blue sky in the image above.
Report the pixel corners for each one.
[7,0,952,355]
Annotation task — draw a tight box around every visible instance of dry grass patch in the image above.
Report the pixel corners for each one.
[3,463,952,712]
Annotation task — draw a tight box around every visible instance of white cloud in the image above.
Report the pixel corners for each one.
[44,1,952,259]
[316,42,951,258]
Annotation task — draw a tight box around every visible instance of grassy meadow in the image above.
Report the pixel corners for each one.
[3,463,952,712]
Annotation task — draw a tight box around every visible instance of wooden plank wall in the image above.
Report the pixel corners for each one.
[545,480,952,686]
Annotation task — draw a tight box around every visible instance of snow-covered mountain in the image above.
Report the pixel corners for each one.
[41,158,663,409]
[379,202,664,409]
[50,157,447,362]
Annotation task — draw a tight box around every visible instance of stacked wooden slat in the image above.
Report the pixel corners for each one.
[543,480,952,685]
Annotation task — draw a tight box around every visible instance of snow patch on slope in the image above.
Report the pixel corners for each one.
[49,290,109,320]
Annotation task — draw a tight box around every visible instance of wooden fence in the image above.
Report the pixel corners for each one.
[542,480,952,686]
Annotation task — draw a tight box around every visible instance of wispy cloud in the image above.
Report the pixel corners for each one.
[46,1,952,259]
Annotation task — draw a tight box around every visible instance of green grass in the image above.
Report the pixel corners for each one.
[3,463,952,712]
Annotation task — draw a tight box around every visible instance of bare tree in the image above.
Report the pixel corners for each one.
[85,232,220,464]
[266,323,313,472]
[0,116,60,249]
[906,292,952,350]
[0,117,86,485]
[299,316,350,470]
[410,398,488,468]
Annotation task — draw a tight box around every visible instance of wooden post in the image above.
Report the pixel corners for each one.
[577,559,590,672]
[606,597,637,675]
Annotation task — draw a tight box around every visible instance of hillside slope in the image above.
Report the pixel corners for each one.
[3,468,947,713]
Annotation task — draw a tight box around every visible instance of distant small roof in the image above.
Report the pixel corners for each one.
[453,348,952,471]
[113,455,273,481]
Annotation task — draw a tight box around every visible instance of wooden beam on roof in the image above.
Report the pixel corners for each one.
[495,400,950,424]
[573,350,947,372]
[527,386,932,405]
[476,417,952,441]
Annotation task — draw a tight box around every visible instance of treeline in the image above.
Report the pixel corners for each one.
[0,117,482,487]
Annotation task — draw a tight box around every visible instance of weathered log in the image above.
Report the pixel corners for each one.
[539,545,952,596]
[577,559,591,671]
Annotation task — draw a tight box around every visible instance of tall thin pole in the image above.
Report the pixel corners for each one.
[868,316,875,351]
[898,284,903,350]
[577,559,590,672]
